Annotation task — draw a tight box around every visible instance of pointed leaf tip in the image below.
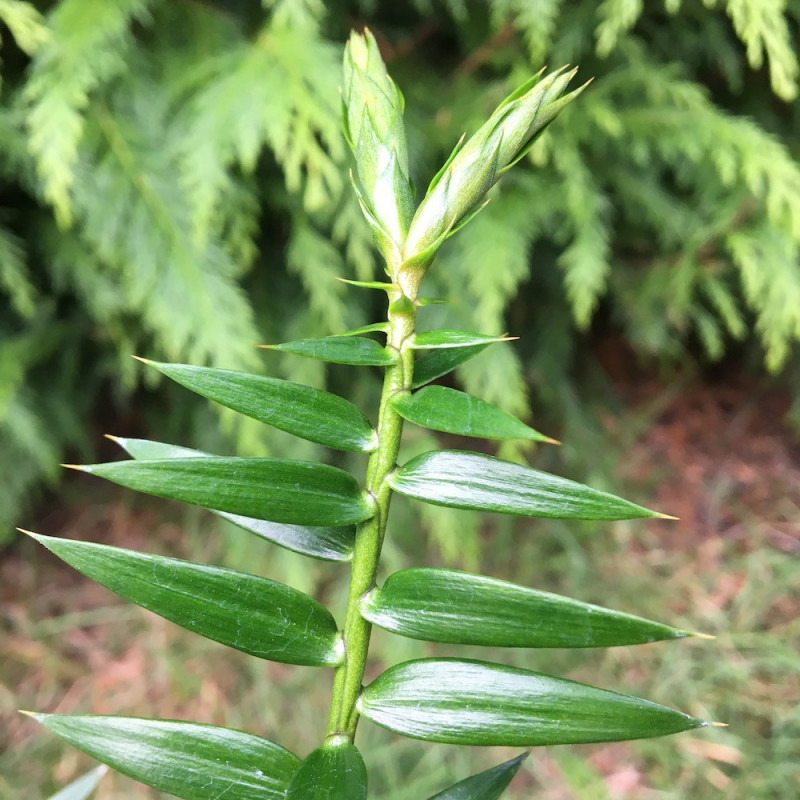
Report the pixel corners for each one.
[61,463,89,472]
[689,631,717,640]
[425,751,528,800]
[131,355,151,365]
[656,512,680,521]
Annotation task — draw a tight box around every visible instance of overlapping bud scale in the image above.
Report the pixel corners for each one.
[343,30,414,266]
[343,30,587,278]
[402,68,585,265]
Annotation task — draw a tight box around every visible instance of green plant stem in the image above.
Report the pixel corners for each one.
[326,278,419,742]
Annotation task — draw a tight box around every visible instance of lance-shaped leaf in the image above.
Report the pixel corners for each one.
[286,742,367,800]
[31,715,299,800]
[220,513,355,562]
[139,361,377,453]
[412,330,514,350]
[262,336,396,366]
[412,343,493,388]
[339,321,390,334]
[357,659,705,746]
[425,753,528,800]
[362,568,690,648]
[389,451,664,520]
[47,766,107,800]
[391,386,555,442]
[71,457,373,527]
[28,533,342,666]
[110,438,355,561]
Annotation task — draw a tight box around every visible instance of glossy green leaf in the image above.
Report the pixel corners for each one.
[29,533,342,666]
[412,343,492,388]
[263,336,396,366]
[47,766,107,800]
[340,321,390,335]
[285,742,367,800]
[412,329,513,349]
[391,386,556,442]
[425,753,527,800]
[111,438,355,561]
[337,278,393,291]
[75,457,373,527]
[32,715,299,799]
[389,451,664,520]
[219,513,354,561]
[140,361,377,452]
[358,659,705,746]
[362,568,689,648]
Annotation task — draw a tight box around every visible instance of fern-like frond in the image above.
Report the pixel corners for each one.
[722,0,799,100]
[492,0,565,64]
[70,84,259,370]
[178,19,344,245]
[595,0,644,57]
[287,216,350,333]
[265,0,326,32]
[0,223,35,317]
[0,0,48,56]
[551,146,612,328]
[22,0,153,227]
[727,225,800,370]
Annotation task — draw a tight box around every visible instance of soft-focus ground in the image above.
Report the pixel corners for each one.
[2,368,798,799]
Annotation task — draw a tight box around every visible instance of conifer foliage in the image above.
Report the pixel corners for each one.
[1,1,799,537]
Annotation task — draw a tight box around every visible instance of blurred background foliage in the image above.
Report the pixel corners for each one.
[1,1,800,798]
[1,0,800,535]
